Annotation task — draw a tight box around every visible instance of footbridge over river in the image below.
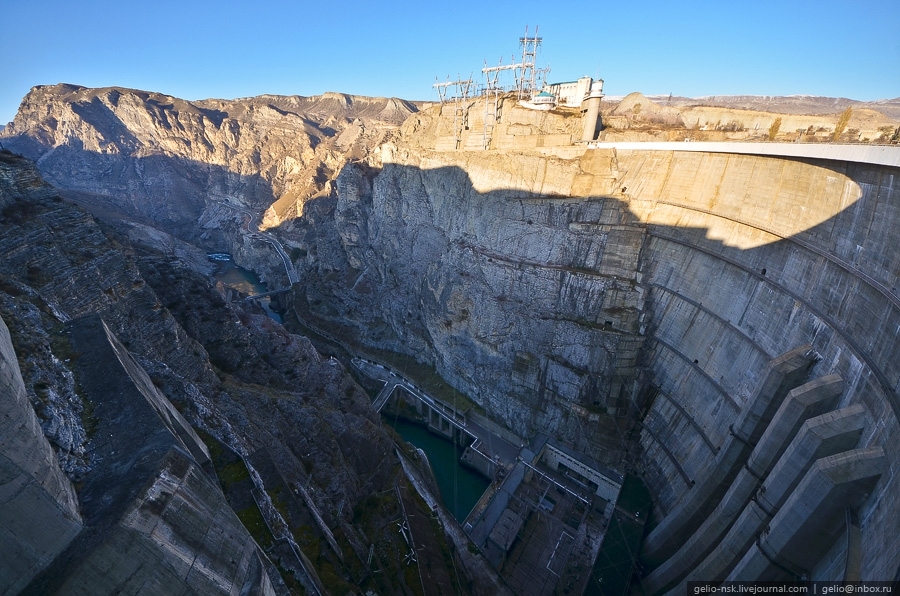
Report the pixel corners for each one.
[353,356,632,595]
[352,357,521,471]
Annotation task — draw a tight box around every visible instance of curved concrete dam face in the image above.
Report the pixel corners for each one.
[306,140,900,583]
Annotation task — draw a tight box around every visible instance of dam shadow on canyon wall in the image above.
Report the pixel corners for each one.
[303,153,900,584]
[7,124,900,585]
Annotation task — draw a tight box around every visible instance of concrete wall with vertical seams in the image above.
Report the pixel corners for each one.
[607,147,900,580]
[369,130,900,580]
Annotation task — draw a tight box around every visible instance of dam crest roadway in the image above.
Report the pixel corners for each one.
[584,141,900,168]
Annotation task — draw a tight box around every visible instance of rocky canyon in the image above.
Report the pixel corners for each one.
[2,83,900,594]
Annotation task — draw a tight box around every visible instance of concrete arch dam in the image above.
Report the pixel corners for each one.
[602,146,900,586]
[318,140,900,585]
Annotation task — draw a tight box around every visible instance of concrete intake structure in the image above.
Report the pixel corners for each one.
[580,83,604,142]
[644,374,845,593]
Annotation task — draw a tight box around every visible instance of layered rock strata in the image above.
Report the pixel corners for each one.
[21,315,274,595]
[0,150,466,594]
[0,313,82,595]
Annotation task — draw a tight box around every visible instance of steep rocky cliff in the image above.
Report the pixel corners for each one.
[0,151,275,594]
[0,84,418,285]
[0,150,475,595]
[293,100,900,581]
[296,114,648,461]
[0,311,82,594]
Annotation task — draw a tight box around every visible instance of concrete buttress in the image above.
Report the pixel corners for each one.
[641,345,818,568]
[644,374,844,593]
[727,446,886,581]
[680,403,869,587]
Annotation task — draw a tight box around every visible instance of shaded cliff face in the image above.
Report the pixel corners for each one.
[0,152,443,595]
[301,158,646,459]
[0,312,82,594]
[0,151,273,594]
[0,84,418,283]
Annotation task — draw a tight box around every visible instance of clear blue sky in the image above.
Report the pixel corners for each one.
[2,0,899,126]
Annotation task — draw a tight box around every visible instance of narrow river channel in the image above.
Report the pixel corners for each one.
[209,254,281,322]
[386,417,490,523]
[211,255,489,521]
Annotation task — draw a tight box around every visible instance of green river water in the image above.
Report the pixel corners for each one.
[387,417,490,522]
[211,255,281,323]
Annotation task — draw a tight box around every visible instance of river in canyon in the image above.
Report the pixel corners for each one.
[209,254,282,323]
[386,416,491,522]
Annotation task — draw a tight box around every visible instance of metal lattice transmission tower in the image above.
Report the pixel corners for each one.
[517,26,543,100]
[481,59,516,150]
[433,76,474,149]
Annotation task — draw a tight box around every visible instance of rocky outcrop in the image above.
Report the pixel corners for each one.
[0,151,274,594]
[0,149,468,593]
[0,84,418,285]
[21,314,274,596]
[0,313,82,595]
